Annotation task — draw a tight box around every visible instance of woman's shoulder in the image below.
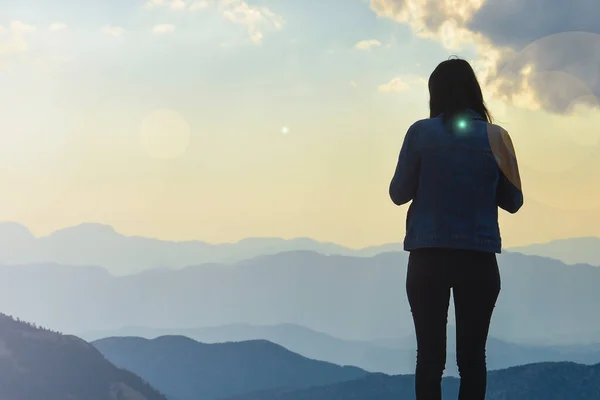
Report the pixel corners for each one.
[486,123,520,187]
[407,117,442,133]
[486,122,509,136]
[486,123,515,151]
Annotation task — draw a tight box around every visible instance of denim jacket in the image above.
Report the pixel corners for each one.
[389,110,523,253]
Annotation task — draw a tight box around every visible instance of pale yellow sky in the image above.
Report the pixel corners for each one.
[2,97,599,249]
[1,1,599,249]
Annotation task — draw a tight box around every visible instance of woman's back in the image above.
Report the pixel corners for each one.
[389,110,523,253]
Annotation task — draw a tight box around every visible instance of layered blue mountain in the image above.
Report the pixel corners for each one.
[92,334,600,400]
[224,362,600,400]
[1,250,599,345]
[93,336,368,400]
[83,323,600,376]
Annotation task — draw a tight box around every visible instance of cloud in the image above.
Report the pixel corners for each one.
[144,0,283,44]
[153,24,176,34]
[378,78,409,93]
[369,0,600,115]
[220,0,284,44]
[355,39,382,50]
[378,75,427,93]
[491,33,600,113]
[145,0,211,11]
[171,0,187,10]
[145,0,185,10]
[189,0,211,11]
[0,21,36,56]
[467,0,600,49]
[49,23,67,33]
[102,25,126,37]
[467,0,600,113]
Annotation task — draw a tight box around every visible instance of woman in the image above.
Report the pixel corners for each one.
[389,57,523,400]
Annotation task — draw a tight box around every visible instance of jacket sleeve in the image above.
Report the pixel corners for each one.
[389,125,420,206]
[488,126,523,213]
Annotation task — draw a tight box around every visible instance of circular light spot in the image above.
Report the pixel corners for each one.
[281,126,290,135]
[496,31,600,147]
[140,109,191,159]
[490,32,600,212]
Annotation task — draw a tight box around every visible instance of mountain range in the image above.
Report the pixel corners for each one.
[4,311,600,400]
[93,336,368,400]
[0,222,402,275]
[0,313,166,400]
[83,323,600,376]
[0,222,597,276]
[511,236,600,267]
[224,362,600,400]
[2,250,600,344]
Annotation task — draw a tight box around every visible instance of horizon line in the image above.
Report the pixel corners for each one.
[0,220,598,249]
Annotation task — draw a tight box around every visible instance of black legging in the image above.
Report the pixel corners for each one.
[406,247,501,400]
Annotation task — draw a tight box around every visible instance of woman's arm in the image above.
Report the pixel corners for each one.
[389,125,420,206]
[487,125,523,213]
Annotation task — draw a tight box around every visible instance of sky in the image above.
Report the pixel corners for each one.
[0,0,600,249]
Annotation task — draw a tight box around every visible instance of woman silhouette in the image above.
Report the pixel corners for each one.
[389,57,523,400]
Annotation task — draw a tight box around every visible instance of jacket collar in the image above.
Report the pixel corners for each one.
[435,108,485,121]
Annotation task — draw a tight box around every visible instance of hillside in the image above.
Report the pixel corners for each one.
[226,362,600,400]
[93,336,367,400]
[0,313,166,400]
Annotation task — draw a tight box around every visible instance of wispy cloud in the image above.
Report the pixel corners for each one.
[378,75,426,93]
[146,0,211,11]
[144,0,283,44]
[153,24,176,34]
[190,0,211,11]
[221,0,284,44]
[102,25,126,37]
[145,0,186,10]
[355,39,382,50]
[378,78,409,93]
[49,23,67,33]
[0,21,36,56]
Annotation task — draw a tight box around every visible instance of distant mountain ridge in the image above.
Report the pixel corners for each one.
[0,313,166,400]
[0,222,403,275]
[84,323,415,375]
[93,335,368,400]
[84,323,600,376]
[510,236,600,266]
[225,361,600,400]
[3,221,595,275]
[2,250,600,344]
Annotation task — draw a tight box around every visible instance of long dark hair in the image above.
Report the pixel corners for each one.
[428,56,492,124]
